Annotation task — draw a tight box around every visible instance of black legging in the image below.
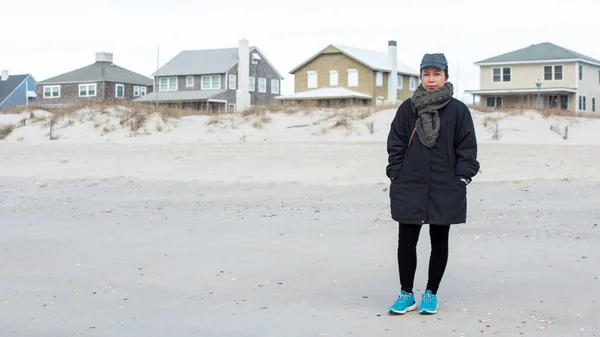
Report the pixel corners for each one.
[397,223,450,295]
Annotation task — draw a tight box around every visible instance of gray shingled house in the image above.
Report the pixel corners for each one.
[36,52,154,107]
[134,39,283,112]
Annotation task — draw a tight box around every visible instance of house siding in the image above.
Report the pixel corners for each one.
[293,50,418,104]
[151,48,280,108]
[575,62,600,113]
[0,76,37,109]
[248,50,281,106]
[479,63,577,90]
[374,72,418,102]
[36,81,152,106]
[293,52,374,98]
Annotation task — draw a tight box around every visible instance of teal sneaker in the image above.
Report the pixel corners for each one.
[388,290,417,315]
[419,290,438,314]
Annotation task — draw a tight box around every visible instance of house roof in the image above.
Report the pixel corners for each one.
[154,46,284,79]
[38,61,153,86]
[275,87,372,100]
[289,44,419,76]
[133,89,226,103]
[474,42,600,66]
[0,74,29,106]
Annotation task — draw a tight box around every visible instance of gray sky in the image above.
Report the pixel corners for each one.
[2,0,597,103]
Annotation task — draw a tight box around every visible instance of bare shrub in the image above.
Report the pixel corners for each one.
[0,125,15,140]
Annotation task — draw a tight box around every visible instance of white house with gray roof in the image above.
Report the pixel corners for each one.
[36,52,154,107]
[466,42,600,113]
[135,39,283,112]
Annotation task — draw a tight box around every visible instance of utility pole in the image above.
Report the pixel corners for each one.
[155,44,159,110]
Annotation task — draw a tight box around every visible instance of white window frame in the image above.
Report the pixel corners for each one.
[543,65,563,81]
[228,103,236,112]
[307,71,317,89]
[140,87,147,96]
[492,67,511,82]
[348,69,358,87]
[258,78,267,93]
[397,74,404,90]
[229,74,237,90]
[115,84,125,98]
[249,76,255,92]
[201,75,221,90]
[271,79,279,94]
[133,86,140,97]
[43,85,60,98]
[78,83,97,97]
[329,70,338,87]
[409,76,417,91]
[376,72,383,87]
[159,77,177,91]
[186,76,194,87]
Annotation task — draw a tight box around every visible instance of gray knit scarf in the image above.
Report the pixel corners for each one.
[411,82,454,148]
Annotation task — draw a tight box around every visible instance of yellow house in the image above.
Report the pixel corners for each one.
[466,42,600,113]
[276,41,419,106]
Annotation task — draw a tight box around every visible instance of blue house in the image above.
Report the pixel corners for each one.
[0,70,37,109]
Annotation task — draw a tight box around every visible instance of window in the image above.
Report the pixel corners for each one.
[492,67,511,82]
[593,98,596,112]
[376,72,383,87]
[159,77,177,91]
[329,71,338,86]
[409,77,416,91]
[186,76,194,87]
[140,87,146,96]
[271,79,279,94]
[43,85,60,98]
[544,65,563,81]
[228,103,236,112]
[397,74,403,89]
[579,96,587,111]
[229,74,236,90]
[258,78,266,93]
[115,84,124,98]
[133,86,140,97]
[486,96,503,108]
[579,64,583,80]
[307,71,317,89]
[201,75,220,90]
[249,76,255,92]
[348,69,358,87]
[79,83,96,97]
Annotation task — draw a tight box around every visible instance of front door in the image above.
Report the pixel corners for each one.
[560,95,568,110]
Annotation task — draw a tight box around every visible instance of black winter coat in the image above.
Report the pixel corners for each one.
[386,98,480,225]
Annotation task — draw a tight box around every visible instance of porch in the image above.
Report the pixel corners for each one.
[466,88,577,112]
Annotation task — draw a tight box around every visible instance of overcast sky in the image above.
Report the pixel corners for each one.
[2,0,597,103]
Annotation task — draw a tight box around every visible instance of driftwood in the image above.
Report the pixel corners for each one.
[286,124,311,129]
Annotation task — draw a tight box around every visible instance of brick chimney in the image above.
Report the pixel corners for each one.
[95,52,113,63]
[1,70,8,81]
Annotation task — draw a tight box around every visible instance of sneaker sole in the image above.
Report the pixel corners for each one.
[419,308,438,314]
[388,303,417,315]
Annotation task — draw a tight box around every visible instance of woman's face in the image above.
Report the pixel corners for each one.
[421,66,446,91]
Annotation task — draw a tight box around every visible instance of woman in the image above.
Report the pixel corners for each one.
[385,53,480,315]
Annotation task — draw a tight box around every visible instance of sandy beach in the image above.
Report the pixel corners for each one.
[1,173,599,337]
[1,105,599,336]
[1,140,599,337]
